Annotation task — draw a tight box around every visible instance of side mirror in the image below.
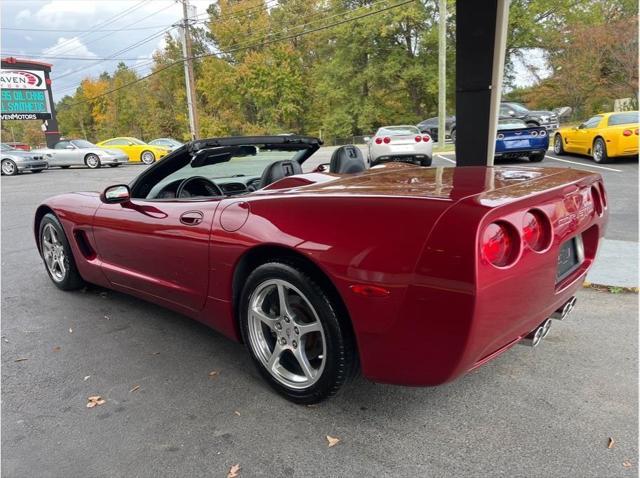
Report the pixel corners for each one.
[65,145,75,149]
[128,142,134,146]
[578,123,586,129]
[363,136,371,143]
[101,184,130,204]
[508,110,516,117]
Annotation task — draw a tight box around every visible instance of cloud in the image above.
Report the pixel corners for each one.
[15,9,32,24]
[33,1,100,28]
[43,37,98,59]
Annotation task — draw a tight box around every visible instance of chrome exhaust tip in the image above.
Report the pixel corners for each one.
[550,297,577,321]
[540,318,552,338]
[519,325,545,347]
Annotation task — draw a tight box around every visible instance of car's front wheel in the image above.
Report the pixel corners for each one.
[240,262,357,404]
[39,213,85,290]
[1,159,18,176]
[85,154,101,169]
[553,133,565,155]
[141,151,156,165]
[529,152,545,162]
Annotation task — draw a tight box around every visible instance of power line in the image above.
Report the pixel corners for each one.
[63,0,416,107]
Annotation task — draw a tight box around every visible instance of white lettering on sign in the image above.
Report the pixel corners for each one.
[0,69,46,90]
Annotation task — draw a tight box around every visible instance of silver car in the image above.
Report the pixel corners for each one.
[33,139,129,169]
[148,138,184,151]
[1,143,48,176]
[366,125,433,167]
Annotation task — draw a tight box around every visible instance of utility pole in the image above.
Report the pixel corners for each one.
[180,0,199,140]
[437,0,446,150]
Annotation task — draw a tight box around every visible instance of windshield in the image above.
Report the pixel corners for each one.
[72,140,97,149]
[146,146,309,199]
[127,138,146,145]
[498,119,527,130]
[505,103,529,114]
[608,112,639,126]
[377,126,420,136]
[1,143,15,151]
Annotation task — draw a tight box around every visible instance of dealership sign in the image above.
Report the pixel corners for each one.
[1,68,51,119]
[0,69,46,90]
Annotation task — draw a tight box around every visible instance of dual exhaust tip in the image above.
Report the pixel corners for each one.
[519,297,577,347]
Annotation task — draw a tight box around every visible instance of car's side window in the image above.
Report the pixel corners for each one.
[583,116,602,129]
[109,139,128,145]
[54,141,70,149]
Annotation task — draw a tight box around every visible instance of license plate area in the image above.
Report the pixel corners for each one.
[556,235,584,282]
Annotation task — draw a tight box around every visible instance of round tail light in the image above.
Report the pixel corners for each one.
[375,137,383,144]
[623,129,632,136]
[481,222,519,267]
[383,137,391,144]
[415,136,422,142]
[523,210,551,252]
[497,133,504,140]
[539,130,547,137]
[531,130,539,136]
[422,135,430,142]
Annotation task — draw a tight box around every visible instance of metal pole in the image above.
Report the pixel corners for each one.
[486,0,510,166]
[181,0,199,140]
[437,0,447,150]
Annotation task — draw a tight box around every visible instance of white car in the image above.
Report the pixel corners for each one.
[366,125,433,167]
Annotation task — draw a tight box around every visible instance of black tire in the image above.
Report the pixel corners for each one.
[108,164,120,168]
[60,166,71,169]
[38,213,85,291]
[526,121,540,127]
[553,133,565,155]
[85,153,101,169]
[239,261,357,404]
[421,157,433,167]
[1,159,18,176]
[140,150,156,165]
[592,137,610,163]
[529,152,545,162]
[450,128,456,144]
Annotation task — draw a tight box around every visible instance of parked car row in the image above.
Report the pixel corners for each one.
[1,136,184,175]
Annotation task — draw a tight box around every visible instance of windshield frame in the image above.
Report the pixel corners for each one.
[71,139,98,149]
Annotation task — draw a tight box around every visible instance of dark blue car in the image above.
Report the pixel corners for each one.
[495,119,549,162]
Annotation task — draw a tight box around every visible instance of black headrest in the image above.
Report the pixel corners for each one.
[329,145,365,174]
[259,160,303,189]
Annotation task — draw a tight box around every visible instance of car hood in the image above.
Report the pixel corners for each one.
[260,164,594,205]
[528,110,556,117]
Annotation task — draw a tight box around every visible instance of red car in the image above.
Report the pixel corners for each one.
[34,136,608,403]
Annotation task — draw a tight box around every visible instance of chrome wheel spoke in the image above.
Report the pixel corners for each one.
[267,342,284,371]
[276,283,291,317]
[57,256,66,276]
[251,306,278,331]
[293,346,315,380]
[296,321,322,336]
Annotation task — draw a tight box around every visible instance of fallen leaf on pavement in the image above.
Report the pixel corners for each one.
[130,385,140,393]
[227,464,241,478]
[14,358,28,362]
[69,328,73,334]
[86,396,106,408]
[83,375,91,381]
[234,410,241,416]
[208,370,219,378]
[608,437,615,449]
[623,460,632,468]
[104,315,110,320]
[151,352,160,355]
[53,346,61,352]
[326,435,340,447]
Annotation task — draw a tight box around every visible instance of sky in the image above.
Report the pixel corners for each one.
[1,0,547,103]
[1,0,213,101]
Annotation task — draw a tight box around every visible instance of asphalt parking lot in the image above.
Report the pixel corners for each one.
[2,152,638,477]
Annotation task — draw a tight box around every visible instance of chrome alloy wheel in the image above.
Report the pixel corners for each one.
[85,154,100,168]
[554,135,562,154]
[42,223,67,282]
[593,140,604,162]
[141,151,155,164]
[247,279,326,390]
[2,160,16,175]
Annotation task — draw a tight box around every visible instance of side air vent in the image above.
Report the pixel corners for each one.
[74,230,96,260]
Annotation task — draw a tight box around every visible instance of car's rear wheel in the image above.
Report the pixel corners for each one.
[85,154,101,169]
[450,128,456,144]
[529,152,545,162]
[1,159,18,176]
[141,151,155,165]
[240,262,357,404]
[553,133,565,155]
[592,137,610,163]
[39,213,85,290]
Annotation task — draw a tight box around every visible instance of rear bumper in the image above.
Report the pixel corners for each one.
[495,148,547,158]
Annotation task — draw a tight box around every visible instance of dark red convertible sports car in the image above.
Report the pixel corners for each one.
[35,135,608,403]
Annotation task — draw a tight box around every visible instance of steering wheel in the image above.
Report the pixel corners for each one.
[246,177,263,192]
[176,176,223,198]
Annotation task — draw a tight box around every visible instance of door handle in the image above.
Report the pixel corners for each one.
[180,211,203,226]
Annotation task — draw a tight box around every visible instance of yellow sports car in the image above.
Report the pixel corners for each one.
[553,111,638,163]
[96,137,171,165]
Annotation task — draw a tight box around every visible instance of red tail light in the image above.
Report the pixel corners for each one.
[415,136,422,142]
[522,210,551,252]
[375,137,383,144]
[422,135,430,142]
[481,222,519,267]
[623,129,632,136]
[383,137,391,144]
